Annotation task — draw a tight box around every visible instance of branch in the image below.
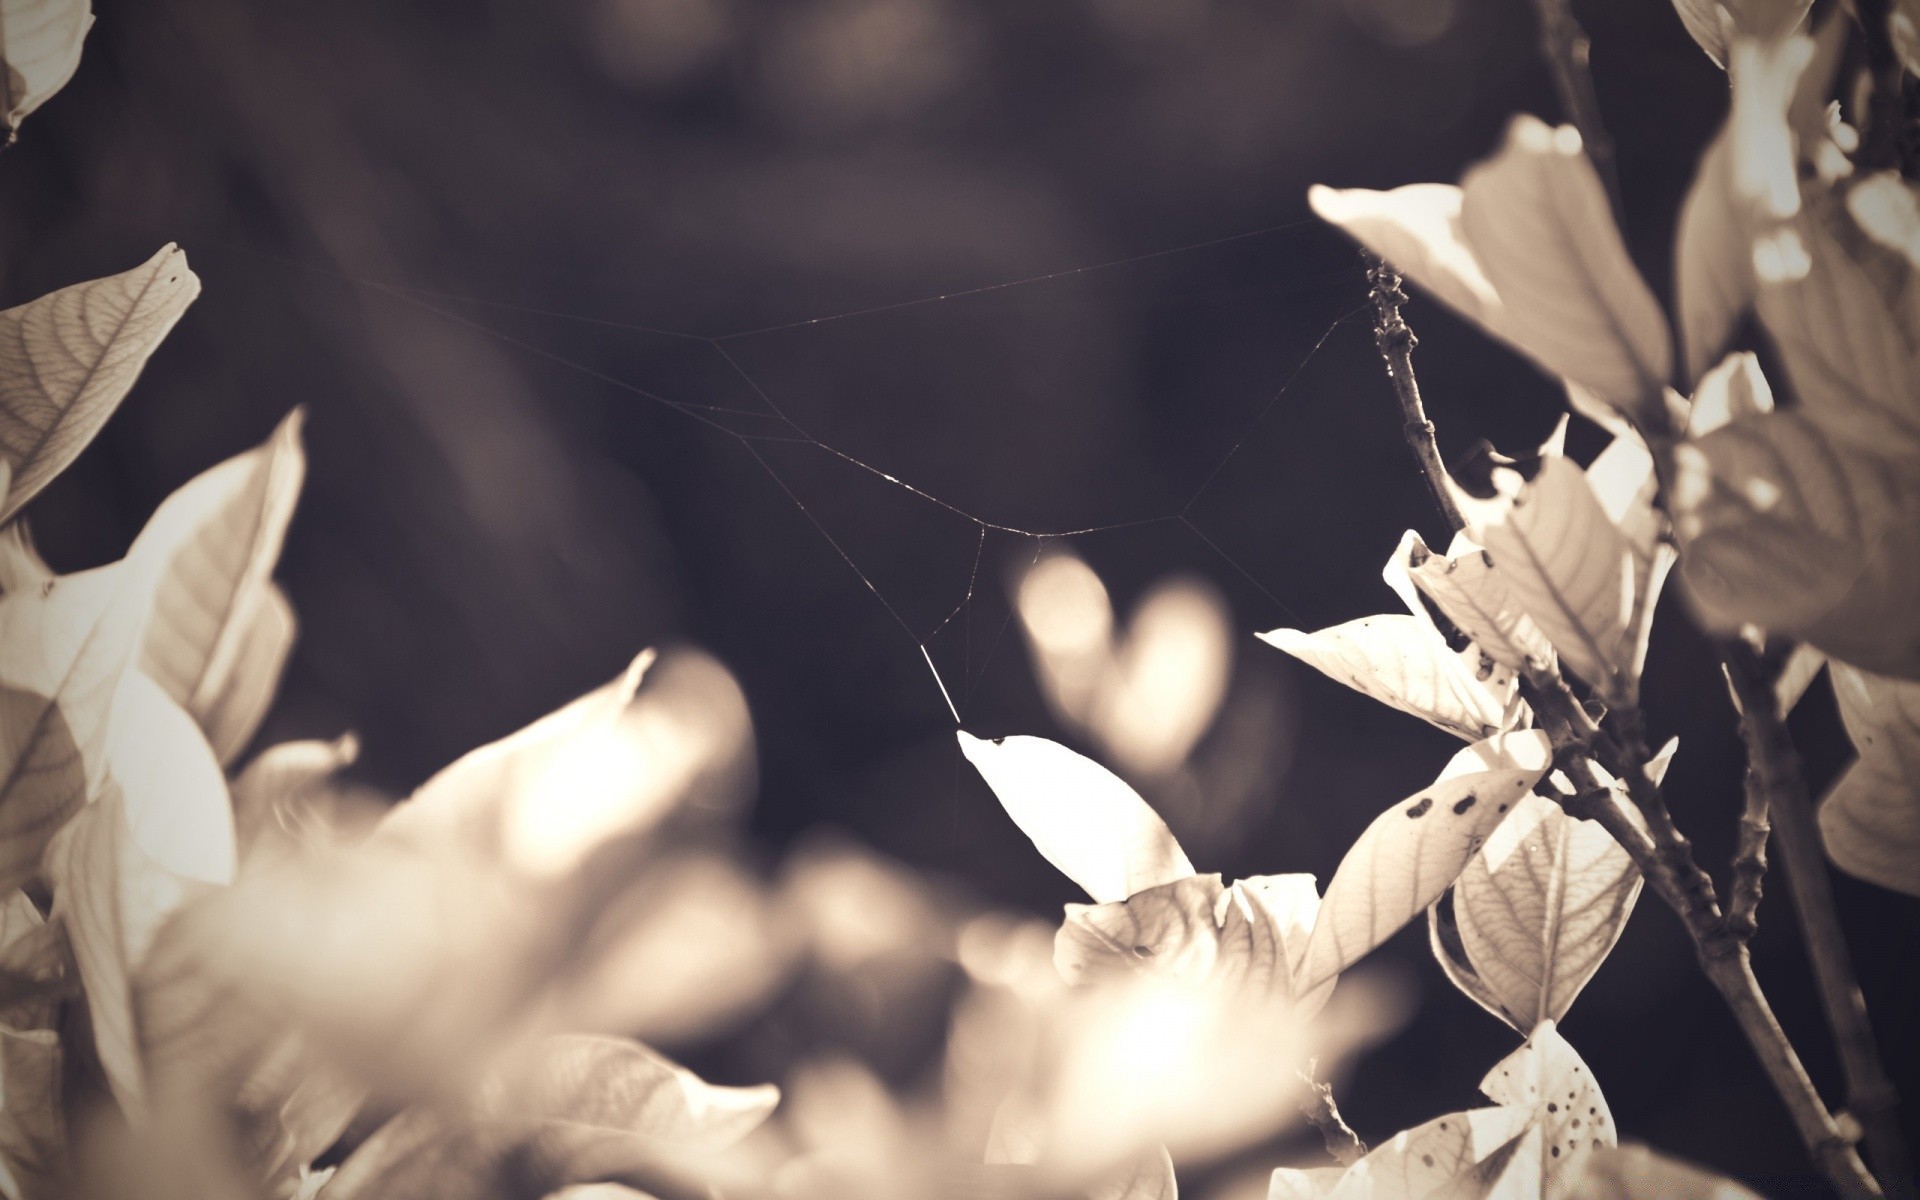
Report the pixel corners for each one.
[1298,1063,1368,1167]
[1528,0,1624,222]
[1724,645,1916,1199]
[1363,252,1465,535]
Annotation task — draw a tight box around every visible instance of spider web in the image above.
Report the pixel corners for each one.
[220,223,1372,726]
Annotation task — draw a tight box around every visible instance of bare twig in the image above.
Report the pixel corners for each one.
[1298,1062,1368,1167]
[1528,0,1624,222]
[1359,262,1884,1197]
[1724,646,1915,1199]
[1363,252,1465,535]
[1727,741,1772,942]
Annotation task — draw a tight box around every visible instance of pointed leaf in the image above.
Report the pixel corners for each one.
[0,0,91,133]
[1577,1143,1765,1199]
[0,246,200,521]
[1398,531,1555,674]
[1478,1022,1617,1200]
[1464,456,1644,703]
[1673,409,1920,679]
[1686,353,1774,439]
[1669,0,1734,66]
[1820,664,1920,895]
[959,732,1193,904]
[1325,1106,1536,1200]
[1299,731,1551,992]
[131,410,304,765]
[1259,615,1517,742]
[1451,795,1641,1028]
[0,562,148,890]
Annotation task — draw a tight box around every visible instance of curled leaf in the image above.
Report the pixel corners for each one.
[1298,731,1550,992]
[0,0,92,134]
[1398,530,1555,675]
[959,733,1194,904]
[0,246,200,522]
[1820,664,1920,895]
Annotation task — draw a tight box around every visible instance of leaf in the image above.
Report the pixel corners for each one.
[1478,1023,1616,1200]
[229,734,360,863]
[1312,118,1670,428]
[1672,409,1920,679]
[0,519,53,593]
[1298,731,1551,993]
[1398,531,1555,675]
[1686,353,1774,439]
[1583,435,1676,705]
[42,672,233,1118]
[0,246,200,522]
[1461,456,1646,704]
[1258,615,1517,742]
[1669,0,1734,66]
[1056,874,1228,988]
[1268,1165,1344,1199]
[1324,1106,1536,1200]
[320,1035,777,1200]
[131,409,305,766]
[0,0,92,133]
[1089,1144,1177,1200]
[0,1020,63,1200]
[1576,1142,1764,1199]
[1450,795,1642,1029]
[0,562,149,891]
[959,732,1194,904]
[1674,134,1753,385]
[1667,0,1814,67]
[1820,664,1920,895]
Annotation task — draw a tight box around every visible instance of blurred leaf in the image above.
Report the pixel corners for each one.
[0,246,200,522]
[1089,1144,1176,1200]
[42,671,233,1118]
[1582,435,1676,705]
[0,0,91,134]
[131,410,305,766]
[1686,353,1774,439]
[0,519,53,594]
[1397,531,1555,676]
[1298,732,1551,993]
[1773,642,1826,714]
[1675,136,1754,385]
[1478,1023,1617,1199]
[1323,1105,1535,1199]
[1450,795,1642,1029]
[1669,0,1734,66]
[1089,578,1232,778]
[1576,1142,1764,1198]
[320,1035,776,1200]
[0,563,148,892]
[1460,455,1649,704]
[1056,874,1227,988]
[1820,663,1920,895]
[229,734,360,864]
[958,733,1194,904]
[1673,409,1920,678]
[0,1020,63,1200]
[1311,117,1670,429]
[1258,614,1517,742]
[0,890,64,1017]
[1267,1165,1344,1199]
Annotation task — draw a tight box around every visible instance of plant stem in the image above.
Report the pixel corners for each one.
[1360,261,1884,1197]
[1363,253,1464,536]
[1298,1063,1367,1167]
[1528,0,1624,222]
[1724,647,1916,1198]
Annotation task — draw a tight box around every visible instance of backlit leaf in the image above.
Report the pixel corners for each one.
[0,1020,62,1200]
[1259,615,1517,742]
[0,246,200,522]
[131,410,305,766]
[1089,1143,1177,1200]
[0,519,53,594]
[1397,530,1555,676]
[1298,731,1550,992]
[1673,409,1920,679]
[1577,1142,1764,1199]
[1451,795,1642,1028]
[0,562,148,891]
[229,733,360,864]
[0,0,91,134]
[1478,1023,1616,1200]
[959,732,1194,904]
[1675,135,1755,385]
[1324,1105,1535,1200]
[1686,353,1774,439]
[1820,664,1920,895]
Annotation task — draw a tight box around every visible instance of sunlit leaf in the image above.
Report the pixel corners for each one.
[1820,664,1920,895]
[0,562,149,891]
[1672,409,1920,679]
[1056,874,1227,988]
[0,246,200,522]
[1298,731,1551,992]
[1267,1165,1344,1199]
[319,1035,777,1200]
[1398,531,1555,675]
[1324,1105,1535,1200]
[1674,134,1753,385]
[959,732,1194,904]
[1450,795,1642,1029]
[131,410,305,765]
[1459,456,1646,704]
[228,733,360,864]
[1577,1142,1764,1198]
[1583,435,1676,705]
[0,1019,62,1200]
[0,519,53,594]
[1258,614,1517,742]
[1089,1144,1177,1200]
[1311,118,1670,428]
[1686,353,1774,439]
[0,0,91,134]
[1669,0,1734,66]
[1478,1023,1617,1199]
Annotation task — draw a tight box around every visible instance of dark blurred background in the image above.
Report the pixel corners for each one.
[3,0,1914,1192]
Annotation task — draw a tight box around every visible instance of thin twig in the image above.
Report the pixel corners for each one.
[1724,646,1916,1199]
[1363,252,1464,535]
[1528,0,1624,222]
[1359,260,1883,1197]
[1298,1063,1368,1167]
[1727,740,1772,942]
